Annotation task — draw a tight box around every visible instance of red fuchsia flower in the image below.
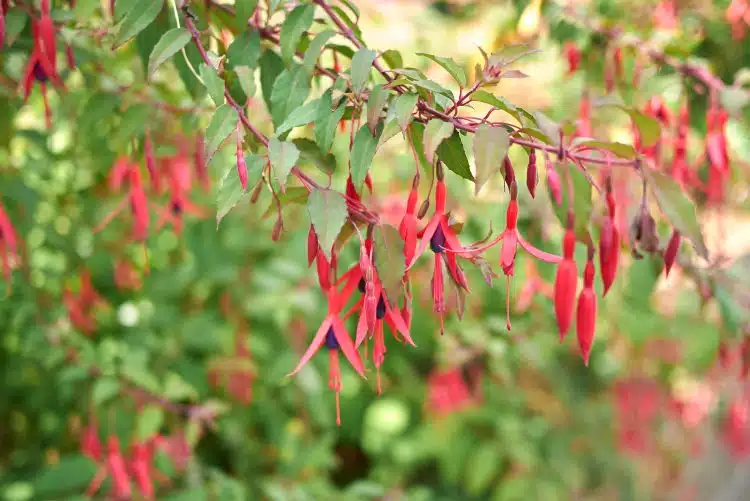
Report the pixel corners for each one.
[563,42,581,75]
[399,176,420,266]
[287,286,365,425]
[705,103,730,205]
[461,181,561,330]
[576,247,597,365]
[653,0,678,30]
[671,102,692,188]
[427,367,475,416]
[128,441,155,500]
[87,436,132,500]
[143,132,161,193]
[0,199,19,292]
[554,215,577,339]
[663,229,681,277]
[723,393,750,458]
[515,258,553,313]
[80,416,102,462]
[63,271,103,335]
[96,158,151,242]
[525,149,537,198]
[114,259,142,290]
[726,0,749,40]
[599,183,620,295]
[612,46,624,81]
[20,0,63,128]
[156,154,207,235]
[546,163,563,206]
[407,165,470,332]
[637,96,671,166]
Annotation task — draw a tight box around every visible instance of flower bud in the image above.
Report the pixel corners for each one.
[526,149,537,198]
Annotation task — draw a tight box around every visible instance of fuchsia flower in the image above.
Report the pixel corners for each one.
[705,103,730,205]
[399,176,419,265]
[156,154,207,234]
[95,157,150,242]
[87,436,132,500]
[460,181,561,330]
[407,165,470,332]
[287,286,365,426]
[0,199,19,293]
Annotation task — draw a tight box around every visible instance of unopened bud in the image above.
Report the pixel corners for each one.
[436,161,444,181]
[417,199,430,219]
[272,215,283,241]
[250,180,263,203]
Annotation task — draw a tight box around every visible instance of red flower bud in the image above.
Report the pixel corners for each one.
[663,230,680,277]
[554,226,577,340]
[143,133,160,193]
[576,252,597,365]
[564,42,581,75]
[106,436,132,499]
[599,191,619,295]
[236,136,248,190]
[307,225,318,267]
[547,165,562,205]
[526,149,537,198]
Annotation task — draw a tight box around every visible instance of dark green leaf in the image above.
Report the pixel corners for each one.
[308,189,348,258]
[148,28,191,79]
[235,0,259,29]
[350,123,382,190]
[416,53,467,87]
[205,105,239,164]
[423,120,454,166]
[473,124,509,194]
[382,49,403,69]
[31,455,97,498]
[270,66,311,127]
[276,99,321,136]
[234,66,256,97]
[113,0,163,49]
[294,138,337,175]
[374,224,406,306]
[269,137,300,190]
[366,84,389,134]
[92,377,120,405]
[137,405,165,440]
[437,130,474,181]
[5,8,28,46]
[228,29,261,69]
[216,154,263,225]
[280,5,315,64]
[464,444,502,494]
[351,48,377,94]
[303,30,336,75]
[643,169,708,259]
[259,49,285,113]
[200,63,226,106]
[79,93,121,134]
[315,90,346,153]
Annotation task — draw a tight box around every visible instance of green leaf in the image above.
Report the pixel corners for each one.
[200,63,226,106]
[280,5,315,63]
[617,106,660,148]
[148,28,191,79]
[416,53,467,87]
[205,105,239,164]
[216,154,263,226]
[350,123,382,190]
[303,30,336,75]
[382,49,403,69]
[437,130,474,180]
[269,137,300,190]
[394,93,418,132]
[315,90,346,153]
[720,87,750,115]
[234,66,256,97]
[423,120,454,166]
[235,0,259,29]
[259,49,285,112]
[112,103,151,145]
[549,164,592,244]
[276,98,321,137]
[228,29,261,69]
[308,189,348,258]
[113,0,163,49]
[643,169,708,259]
[74,0,100,22]
[294,138,337,175]
[31,455,97,498]
[473,124,509,194]
[350,48,377,94]
[373,224,406,306]
[92,377,120,405]
[366,84,389,134]
[4,9,28,46]
[270,66,311,127]
[573,140,637,159]
[465,444,502,495]
[137,405,165,440]
[79,93,121,135]
[531,111,560,145]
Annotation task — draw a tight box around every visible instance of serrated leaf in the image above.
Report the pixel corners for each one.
[643,169,708,259]
[315,90,346,153]
[394,93,418,132]
[234,66,256,97]
[137,405,164,440]
[269,137,300,190]
[351,48,377,94]
[437,130,474,180]
[227,29,261,69]
[216,154,263,226]
[270,66,310,127]
[276,98,321,136]
[113,0,163,49]
[205,105,239,164]
[574,140,637,159]
[473,124,509,195]
[366,84,389,134]
[294,138,337,175]
[147,28,191,79]
[374,224,406,305]
[350,123,382,190]
[303,30,336,74]
[617,106,660,148]
[308,189,348,258]
[423,120,454,166]
[92,377,120,405]
[548,164,592,244]
[280,5,314,63]
[200,63,225,106]
[416,53,467,87]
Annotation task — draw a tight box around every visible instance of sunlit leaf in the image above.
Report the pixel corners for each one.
[148,28,191,79]
[269,137,300,190]
[350,48,377,94]
[280,5,314,64]
[205,104,239,164]
[308,189,348,258]
[350,123,383,190]
[473,124,509,194]
[423,120,454,166]
[416,53,467,87]
[374,224,406,305]
[113,0,163,49]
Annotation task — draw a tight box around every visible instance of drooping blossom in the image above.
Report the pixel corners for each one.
[554,215,577,340]
[0,199,19,293]
[576,247,597,365]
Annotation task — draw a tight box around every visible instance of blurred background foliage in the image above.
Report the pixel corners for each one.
[1,0,749,500]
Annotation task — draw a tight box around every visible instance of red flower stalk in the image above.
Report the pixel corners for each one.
[287,287,365,425]
[564,42,581,75]
[663,229,681,277]
[599,186,620,295]
[407,166,471,331]
[143,132,161,193]
[526,149,537,198]
[399,176,420,266]
[554,215,578,339]
[462,181,561,330]
[576,248,597,365]
[0,200,19,292]
[236,132,248,190]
